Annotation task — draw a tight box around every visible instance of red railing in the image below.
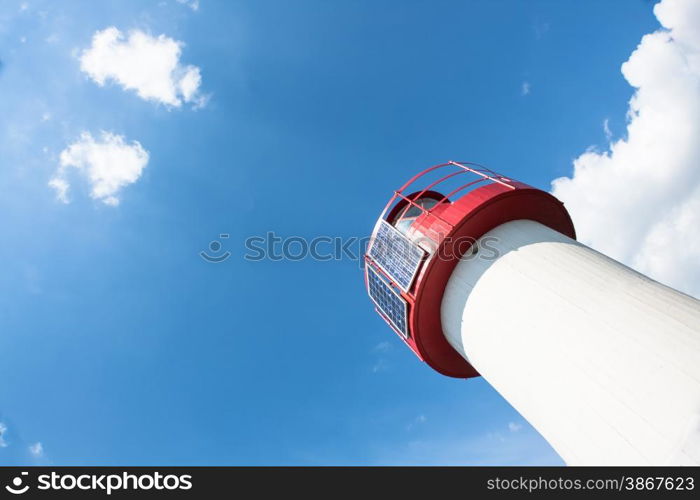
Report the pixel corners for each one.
[378,161,517,227]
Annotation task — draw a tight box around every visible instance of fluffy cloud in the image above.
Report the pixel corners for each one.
[28,442,43,457]
[80,27,205,107]
[552,0,700,297]
[49,131,149,206]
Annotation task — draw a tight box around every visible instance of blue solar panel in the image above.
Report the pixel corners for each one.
[368,220,425,292]
[366,266,409,338]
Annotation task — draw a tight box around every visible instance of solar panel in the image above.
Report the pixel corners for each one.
[366,266,409,339]
[368,220,425,292]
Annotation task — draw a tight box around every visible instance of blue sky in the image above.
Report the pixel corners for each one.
[0,0,663,465]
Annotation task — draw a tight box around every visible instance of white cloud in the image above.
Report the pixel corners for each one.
[28,442,43,457]
[178,66,203,104]
[48,177,69,203]
[521,81,531,96]
[508,421,523,433]
[49,131,149,206]
[176,0,200,11]
[551,0,700,297]
[0,422,8,447]
[603,118,612,142]
[80,27,205,107]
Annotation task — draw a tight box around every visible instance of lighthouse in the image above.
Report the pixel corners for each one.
[363,161,700,465]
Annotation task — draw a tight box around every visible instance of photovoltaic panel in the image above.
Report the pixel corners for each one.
[366,266,409,338]
[368,220,425,292]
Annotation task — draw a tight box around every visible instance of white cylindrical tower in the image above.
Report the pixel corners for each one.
[441,219,700,465]
[364,161,700,465]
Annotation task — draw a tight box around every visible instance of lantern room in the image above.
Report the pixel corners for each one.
[363,161,575,378]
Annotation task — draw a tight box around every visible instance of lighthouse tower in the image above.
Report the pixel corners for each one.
[363,161,700,465]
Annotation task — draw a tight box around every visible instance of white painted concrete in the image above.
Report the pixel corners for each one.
[441,220,700,465]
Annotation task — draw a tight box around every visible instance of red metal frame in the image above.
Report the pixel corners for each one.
[379,161,515,220]
[365,161,576,378]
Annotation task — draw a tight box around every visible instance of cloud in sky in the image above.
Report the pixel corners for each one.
[0,422,8,447]
[603,118,612,142]
[176,0,200,11]
[521,81,531,96]
[552,0,700,297]
[80,27,204,107]
[28,442,43,457]
[50,131,149,206]
[508,421,522,433]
